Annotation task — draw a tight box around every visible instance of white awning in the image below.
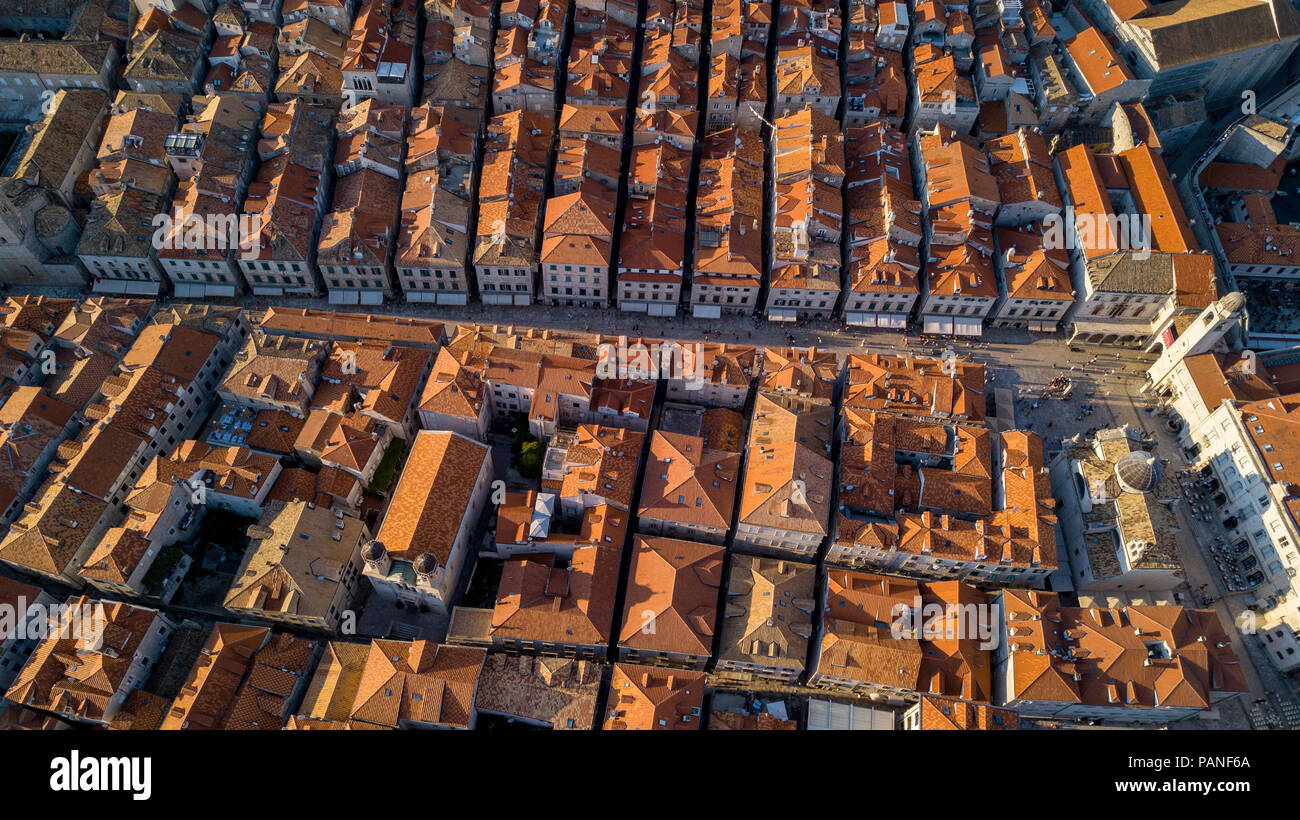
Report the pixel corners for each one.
[125,280,162,295]
[513,294,531,306]
[850,312,911,328]
[953,316,983,336]
[328,289,360,305]
[207,284,237,298]
[807,698,896,730]
[252,286,285,297]
[405,291,438,303]
[93,280,130,294]
[359,290,384,305]
[768,307,798,322]
[647,301,675,316]
[692,304,722,319]
[438,292,468,306]
[174,284,205,298]
[923,316,954,334]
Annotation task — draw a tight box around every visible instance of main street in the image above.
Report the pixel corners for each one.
[237,293,1160,449]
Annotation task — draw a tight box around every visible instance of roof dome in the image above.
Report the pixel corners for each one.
[363,540,387,562]
[413,552,438,575]
[1115,450,1161,494]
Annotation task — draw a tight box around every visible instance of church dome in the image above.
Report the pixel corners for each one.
[1115,450,1161,494]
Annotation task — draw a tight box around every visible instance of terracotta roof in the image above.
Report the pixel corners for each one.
[225,500,370,620]
[491,546,621,646]
[917,694,1019,729]
[159,623,270,730]
[78,527,151,586]
[472,654,601,729]
[347,640,485,729]
[376,430,489,563]
[223,633,319,730]
[618,536,723,656]
[1180,352,1283,410]
[717,554,816,671]
[260,307,444,347]
[845,353,986,422]
[604,664,705,730]
[166,439,280,502]
[985,128,1061,208]
[0,387,76,514]
[315,341,431,427]
[296,411,383,474]
[997,225,1074,301]
[758,346,839,402]
[1056,143,1197,258]
[1064,26,1134,95]
[266,465,359,508]
[749,392,835,455]
[819,571,992,699]
[244,410,309,455]
[709,710,798,729]
[295,641,373,725]
[5,597,166,723]
[918,124,1000,209]
[838,409,997,521]
[0,479,109,576]
[555,424,644,510]
[418,347,487,421]
[558,103,626,138]
[317,168,401,268]
[738,440,832,537]
[638,432,740,530]
[1000,589,1247,709]
[220,331,326,408]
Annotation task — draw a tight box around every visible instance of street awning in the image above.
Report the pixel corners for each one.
[252,286,285,297]
[359,290,384,305]
[648,301,675,316]
[692,304,722,319]
[174,284,205,298]
[438,292,468,305]
[807,698,896,730]
[123,280,162,295]
[923,316,954,335]
[328,290,360,305]
[877,312,907,329]
[953,316,983,336]
[95,278,161,295]
[845,311,875,327]
[768,307,798,322]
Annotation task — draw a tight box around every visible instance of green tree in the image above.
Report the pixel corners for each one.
[518,440,543,478]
